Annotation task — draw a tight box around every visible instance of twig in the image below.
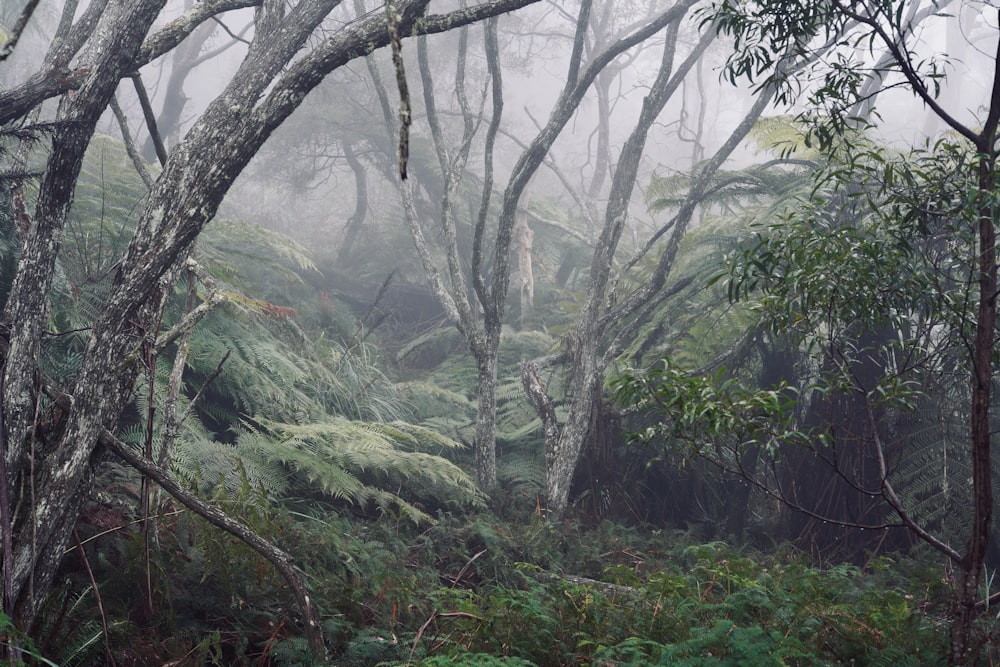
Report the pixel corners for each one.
[173,351,229,444]
[407,611,480,665]
[73,529,116,666]
[449,548,486,588]
[210,16,252,46]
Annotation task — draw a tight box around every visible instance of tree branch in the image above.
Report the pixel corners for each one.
[0,0,40,61]
[138,0,261,63]
[130,72,168,166]
[109,95,155,189]
[830,0,977,146]
[99,429,326,658]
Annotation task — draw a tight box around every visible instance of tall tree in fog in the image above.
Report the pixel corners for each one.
[0,0,537,655]
[618,1,996,662]
[712,2,998,662]
[369,0,710,493]
[514,3,809,518]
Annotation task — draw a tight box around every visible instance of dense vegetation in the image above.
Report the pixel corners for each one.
[3,0,1000,665]
[0,131,989,665]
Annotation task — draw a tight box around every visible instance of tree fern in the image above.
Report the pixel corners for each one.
[646,164,808,214]
[237,418,483,523]
[889,385,983,548]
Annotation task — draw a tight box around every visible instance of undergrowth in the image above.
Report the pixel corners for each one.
[37,492,976,666]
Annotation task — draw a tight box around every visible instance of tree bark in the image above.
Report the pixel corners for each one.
[515,210,534,325]
[336,138,369,262]
[3,2,169,623]
[951,28,1000,660]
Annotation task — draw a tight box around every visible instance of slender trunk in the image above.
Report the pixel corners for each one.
[337,139,368,263]
[951,148,997,667]
[474,341,499,493]
[541,18,714,517]
[515,211,534,326]
[950,20,1000,661]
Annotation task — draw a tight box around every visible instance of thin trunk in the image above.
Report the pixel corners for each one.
[952,131,999,667]
[515,211,534,326]
[337,138,368,263]
[950,15,1000,662]
[543,17,713,517]
[474,346,499,494]
[141,8,219,161]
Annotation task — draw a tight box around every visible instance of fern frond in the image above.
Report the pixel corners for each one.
[237,418,484,521]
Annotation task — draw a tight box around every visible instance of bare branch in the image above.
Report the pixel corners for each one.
[109,95,155,188]
[138,0,261,63]
[130,72,168,166]
[0,0,40,61]
[100,429,325,658]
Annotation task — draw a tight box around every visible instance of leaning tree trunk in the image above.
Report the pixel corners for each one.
[539,14,710,517]
[2,0,169,622]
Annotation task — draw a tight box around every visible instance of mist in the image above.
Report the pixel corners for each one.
[1,1,999,663]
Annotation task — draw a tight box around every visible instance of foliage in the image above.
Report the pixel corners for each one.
[0,610,60,666]
[10,20,989,664]
[238,418,484,523]
[419,653,536,666]
[612,358,808,456]
[400,530,949,666]
[704,0,952,143]
[645,160,807,214]
[727,135,977,344]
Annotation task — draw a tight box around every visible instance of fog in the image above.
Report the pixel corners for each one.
[2,2,1000,661]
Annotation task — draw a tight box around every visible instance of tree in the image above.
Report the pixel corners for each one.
[0,0,539,656]
[515,1,834,519]
[618,1,998,662]
[367,0,720,496]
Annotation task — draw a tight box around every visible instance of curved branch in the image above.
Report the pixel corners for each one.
[138,0,262,64]
[830,0,978,146]
[100,429,326,659]
[863,394,962,562]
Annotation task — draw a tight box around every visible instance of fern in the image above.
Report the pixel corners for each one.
[890,392,980,546]
[237,418,484,523]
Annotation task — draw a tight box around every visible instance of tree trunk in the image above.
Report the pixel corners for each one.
[515,210,534,326]
[546,337,602,517]
[141,8,218,161]
[474,343,499,494]
[951,110,999,667]
[337,138,369,263]
[541,15,714,517]
[2,0,169,622]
